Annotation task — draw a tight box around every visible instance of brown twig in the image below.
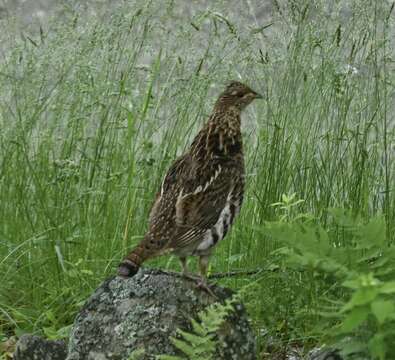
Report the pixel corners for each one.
[153,267,274,280]
[208,268,265,279]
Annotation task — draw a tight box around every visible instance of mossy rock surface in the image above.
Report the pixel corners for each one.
[66,268,256,360]
[13,335,67,360]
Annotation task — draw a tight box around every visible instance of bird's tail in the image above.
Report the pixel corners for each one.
[118,234,156,277]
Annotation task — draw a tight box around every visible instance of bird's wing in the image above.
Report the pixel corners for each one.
[160,154,190,195]
[171,164,236,249]
[148,153,190,225]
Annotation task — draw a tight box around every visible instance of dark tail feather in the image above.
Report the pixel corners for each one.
[118,244,146,277]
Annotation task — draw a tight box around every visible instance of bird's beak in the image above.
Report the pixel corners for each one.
[253,91,263,99]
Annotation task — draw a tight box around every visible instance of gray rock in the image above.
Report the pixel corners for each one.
[258,344,343,360]
[309,348,343,360]
[13,334,67,360]
[66,269,256,360]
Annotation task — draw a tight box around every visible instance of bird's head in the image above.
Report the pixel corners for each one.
[216,81,263,111]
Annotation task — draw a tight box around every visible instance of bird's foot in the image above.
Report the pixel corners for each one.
[180,271,217,298]
[195,279,218,299]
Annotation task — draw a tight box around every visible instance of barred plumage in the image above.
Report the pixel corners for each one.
[118,81,262,292]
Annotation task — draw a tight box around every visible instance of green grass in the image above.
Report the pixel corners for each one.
[0,0,394,358]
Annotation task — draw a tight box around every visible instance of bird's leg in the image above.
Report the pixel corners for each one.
[179,257,199,281]
[180,256,190,276]
[196,255,217,298]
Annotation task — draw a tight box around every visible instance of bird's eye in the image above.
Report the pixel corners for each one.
[230,90,245,98]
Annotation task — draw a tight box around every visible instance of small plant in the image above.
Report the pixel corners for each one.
[128,348,146,360]
[336,273,395,360]
[264,208,395,359]
[157,297,237,360]
[270,192,313,223]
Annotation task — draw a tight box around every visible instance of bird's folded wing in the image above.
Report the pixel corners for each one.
[148,154,189,225]
[171,166,232,249]
[160,154,190,195]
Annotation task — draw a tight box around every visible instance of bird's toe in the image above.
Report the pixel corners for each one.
[196,280,218,298]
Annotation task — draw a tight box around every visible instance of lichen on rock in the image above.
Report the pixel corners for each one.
[13,334,67,360]
[66,268,256,360]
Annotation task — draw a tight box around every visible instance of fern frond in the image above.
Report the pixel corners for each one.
[158,296,238,360]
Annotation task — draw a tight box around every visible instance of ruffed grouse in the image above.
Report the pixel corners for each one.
[118,81,262,292]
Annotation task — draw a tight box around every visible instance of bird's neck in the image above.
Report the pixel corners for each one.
[212,104,241,130]
[190,105,243,159]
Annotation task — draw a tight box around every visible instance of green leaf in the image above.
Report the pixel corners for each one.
[176,329,210,347]
[328,208,357,228]
[170,337,196,357]
[80,269,94,276]
[14,328,30,338]
[43,326,58,340]
[338,340,366,356]
[343,278,361,289]
[250,22,274,34]
[156,355,183,360]
[190,319,206,337]
[45,310,56,323]
[358,217,386,248]
[158,296,236,359]
[368,333,386,360]
[340,306,369,333]
[371,299,395,324]
[341,287,379,312]
[55,324,72,339]
[379,281,395,294]
[128,348,145,360]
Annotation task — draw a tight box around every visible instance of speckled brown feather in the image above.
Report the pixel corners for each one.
[118,81,261,277]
